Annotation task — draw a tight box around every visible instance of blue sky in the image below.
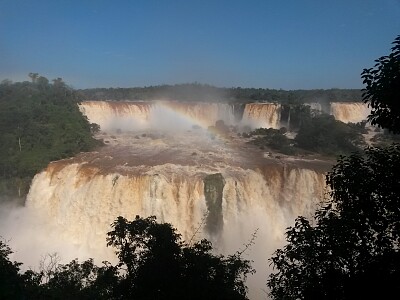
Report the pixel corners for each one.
[1,0,399,89]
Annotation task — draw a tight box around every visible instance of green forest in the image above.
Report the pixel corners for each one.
[80,84,362,103]
[0,75,100,199]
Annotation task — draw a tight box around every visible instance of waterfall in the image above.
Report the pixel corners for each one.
[79,100,371,133]
[79,101,237,131]
[0,98,373,300]
[242,103,281,129]
[25,161,326,249]
[20,158,328,299]
[330,102,371,123]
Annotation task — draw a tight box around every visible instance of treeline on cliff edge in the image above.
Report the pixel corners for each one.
[79,84,362,103]
[0,75,101,200]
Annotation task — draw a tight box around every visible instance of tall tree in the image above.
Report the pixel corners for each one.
[0,216,254,300]
[28,72,39,83]
[267,145,400,299]
[361,35,400,133]
[106,215,254,300]
[268,35,400,299]
[0,240,24,299]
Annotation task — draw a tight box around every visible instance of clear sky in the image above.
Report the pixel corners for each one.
[1,0,399,89]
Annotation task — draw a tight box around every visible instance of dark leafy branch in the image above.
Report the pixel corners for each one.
[0,216,254,300]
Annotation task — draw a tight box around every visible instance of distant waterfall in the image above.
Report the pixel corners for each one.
[241,103,281,129]
[78,101,153,131]
[79,100,371,133]
[330,102,371,123]
[79,100,237,130]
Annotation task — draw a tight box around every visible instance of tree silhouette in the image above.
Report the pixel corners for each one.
[361,35,400,133]
[106,215,254,300]
[0,216,254,300]
[268,35,400,300]
[267,145,400,299]
[0,239,25,299]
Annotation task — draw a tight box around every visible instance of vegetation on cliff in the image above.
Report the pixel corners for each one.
[245,104,366,157]
[79,84,362,103]
[0,75,100,199]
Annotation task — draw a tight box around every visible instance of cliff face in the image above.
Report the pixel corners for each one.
[23,152,327,299]
[203,173,226,235]
[25,156,327,258]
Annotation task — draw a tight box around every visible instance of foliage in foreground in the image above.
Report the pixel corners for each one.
[80,84,362,103]
[0,216,254,300]
[268,145,400,299]
[268,35,400,299]
[361,35,400,133]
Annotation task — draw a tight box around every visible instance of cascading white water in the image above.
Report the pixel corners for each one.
[330,102,371,123]
[24,158,327,300]
[161,101,237,127]
[79,100,370,134]
[241,103,281,129]
[78,100,237,131]
[25,162,326,252]
[79,101,153,131]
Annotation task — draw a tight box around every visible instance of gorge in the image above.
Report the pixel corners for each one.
[1,100,371,299]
